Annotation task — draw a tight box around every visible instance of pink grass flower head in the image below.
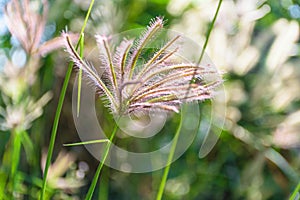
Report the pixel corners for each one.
[63,17,222,116]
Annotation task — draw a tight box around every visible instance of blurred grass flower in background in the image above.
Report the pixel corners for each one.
[3,0,49,55]
[0,0,78,198]
[40,150,86,199]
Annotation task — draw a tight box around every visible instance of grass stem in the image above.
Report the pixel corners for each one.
[77,33,84,117]
[290,181,300,200]
[85,124,119,200]
[11,130,21,192]
[155,111,183,200]
[40,0,95,198]
[197,0,223,65]
[156,0,223,199]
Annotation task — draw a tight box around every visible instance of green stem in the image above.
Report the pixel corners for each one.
[156,0,223,199]
[77,33,84,117]
[290,181,300,200]
[63,139,110,146]
[11,130,22,192]
[197,0,223,65]
[156,112,183,200]
[85,124,119,200]
[184,0,223,104]
[40,0,95,199]
[98,167,109,200]
[40,60,73,200]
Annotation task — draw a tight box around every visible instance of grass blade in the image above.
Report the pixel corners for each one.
[85,124,118,200]
[290,181,300,200]
[155,108,183,200]
[20,130,36,165]
[11,130,21,192]
[98,167,109,200]
[156,0,224,199]
[77,33,84,117]
[40,0,96,198]
[63,139,110,146]
[40,61,73,199]
[197,0,223,64]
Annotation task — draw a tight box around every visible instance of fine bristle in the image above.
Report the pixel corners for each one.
[126,17,165,79]
[63,32,118,112]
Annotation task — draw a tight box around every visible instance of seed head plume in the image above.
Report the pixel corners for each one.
[4,0,78,56]
[63,17,222,115]
[63,32,118,113]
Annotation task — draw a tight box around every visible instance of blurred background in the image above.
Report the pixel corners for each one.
[0,0,299,199]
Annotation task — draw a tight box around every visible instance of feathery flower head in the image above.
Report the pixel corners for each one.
[4,0,48,54]
[63,17,222,116]
[4,0,78,56]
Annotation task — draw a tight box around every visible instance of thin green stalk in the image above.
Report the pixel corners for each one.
[155,111,183,200]
[290,181,300,200]
[11,132,21,178]
[63,139,110,146]
[85,124,119,200]
[20,130,36,165]
[156,1,223,199]
[40,0,95,198]
[40,60,73,200]
[1,136,13,198]
[0,170,6,199]
[184,0,223,103]
[11,130,22,192]
[98,166,109,200]
[77,33,84,117]
[197,0,223,65]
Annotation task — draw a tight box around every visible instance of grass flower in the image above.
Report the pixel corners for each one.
[4,0,48,54]
[0,92,52,131]
[4,0,78,56]
[62,17,222,200]
[40,150,85,194]
[63,17,222,116]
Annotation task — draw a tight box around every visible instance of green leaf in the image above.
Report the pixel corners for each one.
[40,0,97,198]
[77,33,84,117]
[20,131,36,165]
[290,181,300,200]
[63,139,110,147]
